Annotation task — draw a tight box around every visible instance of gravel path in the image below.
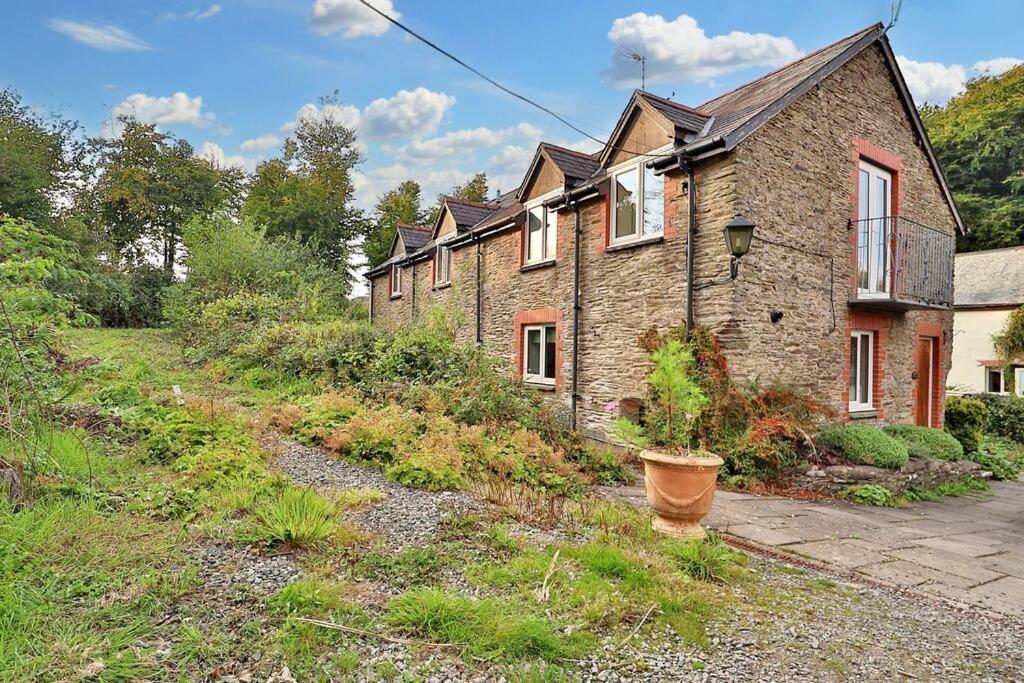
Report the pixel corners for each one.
[265,434,482,548]
[256,435,1024,681]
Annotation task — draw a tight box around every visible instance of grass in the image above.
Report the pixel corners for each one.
[659,533,747,584]
[905,477,989,502]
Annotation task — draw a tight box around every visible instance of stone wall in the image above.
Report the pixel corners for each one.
[369,43,957,438]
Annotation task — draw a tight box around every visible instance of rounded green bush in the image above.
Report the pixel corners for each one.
[882,424,964,461]
[817,424,909,469]
[944,396,988,453]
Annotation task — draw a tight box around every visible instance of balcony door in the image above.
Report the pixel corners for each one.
[857,160,892,298]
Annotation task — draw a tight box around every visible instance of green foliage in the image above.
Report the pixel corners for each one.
[921,64,1024,251]
[993,306,1024,366]
[882,424,964,461]
[659,533,746,583]
[613,339,708,451]
[354,548,442,588]
[969,436,1024,480]
[364,179,427,268]
[944,396,989,453]
[266,577,349,616]
[843,484,901,507]
[976,392,1024,444]
[817,424,909,469]
[385,587,572,662]
[905,477,988,502]
[249,486,342,549]
[95,382,143,408]
[242,93,366,267]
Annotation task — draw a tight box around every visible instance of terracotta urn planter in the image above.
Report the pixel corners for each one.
[638,449,724,539]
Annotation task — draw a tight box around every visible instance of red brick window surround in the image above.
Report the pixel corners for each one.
[845,311,889,420]
[850,139,902,300]
[513,309,563,389]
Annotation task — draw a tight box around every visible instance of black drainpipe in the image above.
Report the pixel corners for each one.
[682,155,697,338]
[475,237,482,345]
[569,197,582,430]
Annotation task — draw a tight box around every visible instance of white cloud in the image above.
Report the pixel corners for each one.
[604,13,801,87]
[159,4,222,21]
[198,142,256,171]
[973,57,1023,76]
[239,133,282,151]
[290,101,362,132]
[48,19,149,51]
[404,122,542,160]
[353,164,468,210]
[309,0,398,39]
[361,87,455,140]
[897,56,967,104]
[104,92,216,136]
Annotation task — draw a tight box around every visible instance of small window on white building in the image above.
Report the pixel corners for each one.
[523,324,556,386]
[986,368,1005,394]
[525,203,557,265]
[436,244,452,285]
[390,264,402,296]
[849,330,873,411]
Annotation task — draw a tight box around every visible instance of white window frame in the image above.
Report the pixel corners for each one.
[849,330,874,412]
[523,190,559,265]
[390,263,402,296]
[986,367,1006,395]
[608,145,670,247]
[435,241,452,286]
[1015,368,1024,397]
[856,160,893,298]
[522,323,556,386]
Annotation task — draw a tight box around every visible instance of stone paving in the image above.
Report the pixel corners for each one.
[600,480,1024,617]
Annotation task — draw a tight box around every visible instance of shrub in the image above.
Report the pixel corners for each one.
[882,424,964,461]
[250,487,340,549]
[817,424,909,469]
[95,382,143,408]
[659,533,745,583]
[975,393,1024,444]
[844,484,901,507]
[944,396,988,453]
[969,436,1024,480]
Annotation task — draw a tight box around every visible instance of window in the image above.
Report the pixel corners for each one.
[849,330,873,411]
[1016,368,1024,397]
[610,162,664,245]
[857,160,892,296]
[436,243,451,286]
[390,264,402,296]
[523,324,556,386]
[525,203,557,264]
[987,368,1005,394]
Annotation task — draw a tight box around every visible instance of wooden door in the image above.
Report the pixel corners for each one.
[915,337,934,427]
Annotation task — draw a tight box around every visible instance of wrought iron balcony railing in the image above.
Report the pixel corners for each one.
[850,215,954,310]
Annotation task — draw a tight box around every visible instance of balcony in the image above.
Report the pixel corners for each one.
[849,216,954,311]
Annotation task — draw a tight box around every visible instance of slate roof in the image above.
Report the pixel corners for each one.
[637,91,711,134]
[542,143,600,185]
[954,246,1024,307]
[696,24,880,144]
[467,190,523,234]
[396,224,432,252]
[444,197,500,231]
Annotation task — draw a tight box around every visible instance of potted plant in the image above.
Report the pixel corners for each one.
[612,339,723,539]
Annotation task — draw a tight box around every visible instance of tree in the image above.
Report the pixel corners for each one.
[364,180,427,268]
[243,93,366,269]
[450,172,489,203]
[0,88,88,225]
[921,64,1024,252]
[88,117,236,271]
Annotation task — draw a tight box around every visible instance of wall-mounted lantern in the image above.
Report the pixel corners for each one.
[723,214,756,277]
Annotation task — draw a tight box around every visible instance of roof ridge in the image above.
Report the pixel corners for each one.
[444,196,499,208]
[397,223,431,231]
[637,90,710,117]
[699,22,882,109]
[541,141,599,159]
[957,244,1024,256]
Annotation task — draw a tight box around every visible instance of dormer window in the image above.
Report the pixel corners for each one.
[524,200,557,265]
[610,162,664,245]
[390,263,402,297]
[435,242,452,286]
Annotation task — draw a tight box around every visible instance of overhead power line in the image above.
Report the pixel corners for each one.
[356,0,674,160]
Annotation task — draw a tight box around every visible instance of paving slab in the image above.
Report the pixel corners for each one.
[885,546,1006,584]
[784,538,892,569]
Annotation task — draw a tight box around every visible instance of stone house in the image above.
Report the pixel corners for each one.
[367,23,962,442]
[949,246,1024,395]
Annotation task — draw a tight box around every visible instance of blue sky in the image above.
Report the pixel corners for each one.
[4,0,1022,212]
